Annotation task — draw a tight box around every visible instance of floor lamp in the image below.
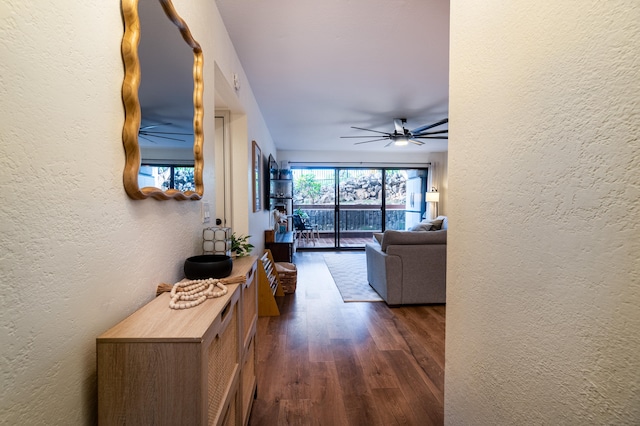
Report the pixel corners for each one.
[426,189,440,219]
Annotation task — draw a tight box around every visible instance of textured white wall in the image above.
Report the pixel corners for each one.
[446,1,640,424]
[0,1,270,424]
[211,4,277,252]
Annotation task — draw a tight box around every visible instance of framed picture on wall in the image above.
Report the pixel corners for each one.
[263,153,272,211]
[268,154,278,176]
[252,140,261,212]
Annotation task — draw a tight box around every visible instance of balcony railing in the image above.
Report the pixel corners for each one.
[293,204,413,234]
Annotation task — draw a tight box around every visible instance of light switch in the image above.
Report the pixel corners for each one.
[202,202,210,224]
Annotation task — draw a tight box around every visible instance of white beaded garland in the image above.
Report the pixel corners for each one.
[169,277,228,310]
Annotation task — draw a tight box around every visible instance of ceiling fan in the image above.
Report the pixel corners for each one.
[138,122,192,144]
[341,118,448,147]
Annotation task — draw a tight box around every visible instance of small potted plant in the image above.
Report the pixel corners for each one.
[279,169,292,180]
[231,233,254,258]
[270,167,279,180]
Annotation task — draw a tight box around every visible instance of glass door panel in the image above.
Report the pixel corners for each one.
[292,168,335,248]
[338,169,382,248]
[384,169,425,231]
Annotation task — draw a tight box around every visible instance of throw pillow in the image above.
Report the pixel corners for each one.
[373,233,384,244]
[430,218,444,230]
[409,221,433,232]
[436,215,448,230]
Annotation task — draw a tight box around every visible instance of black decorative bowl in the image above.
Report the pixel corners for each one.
[184,255,233,280]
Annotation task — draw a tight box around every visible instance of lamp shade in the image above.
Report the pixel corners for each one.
[426,192,440,203]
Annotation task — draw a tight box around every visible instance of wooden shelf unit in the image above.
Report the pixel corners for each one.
[97,256,258,426]
[269,178,293,232]
[265,231,294,263]
[257,249,284,316]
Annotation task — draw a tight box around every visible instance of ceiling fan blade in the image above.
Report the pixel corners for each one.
[340,135,391,138]
[139,131,193,136]
[138,134,158,144]
[409,139,425,146]
[412,129,448,137]
[138,132,186,142]
[354,138,390,145]
[384,141,394,147]
[410,118,448,134]
[412,136,448,140]
[350,126,392,136]
[140,122,172,131]
[393,118,406,134]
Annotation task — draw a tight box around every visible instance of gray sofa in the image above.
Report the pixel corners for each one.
[366,217,447,306]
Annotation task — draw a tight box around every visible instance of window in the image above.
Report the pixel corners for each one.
[139,165,195,191]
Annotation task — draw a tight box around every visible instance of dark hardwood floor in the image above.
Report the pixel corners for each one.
[249,251,445,425]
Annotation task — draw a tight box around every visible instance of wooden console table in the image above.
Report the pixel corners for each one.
[97,256,258,425]
[265,231,294,263]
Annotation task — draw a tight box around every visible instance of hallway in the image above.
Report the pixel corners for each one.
[249,252,445,425]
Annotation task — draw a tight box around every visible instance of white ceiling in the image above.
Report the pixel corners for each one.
[215,0,450,153]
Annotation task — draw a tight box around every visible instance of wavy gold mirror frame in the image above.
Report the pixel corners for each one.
[121,0,204,200]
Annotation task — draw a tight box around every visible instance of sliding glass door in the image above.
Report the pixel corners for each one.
[292,167,428,249]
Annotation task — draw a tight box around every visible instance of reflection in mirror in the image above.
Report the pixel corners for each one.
[121,0,204,200]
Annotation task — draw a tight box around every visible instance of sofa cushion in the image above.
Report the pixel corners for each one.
[381,229,447,252]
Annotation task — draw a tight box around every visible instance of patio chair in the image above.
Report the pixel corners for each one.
[293,214,318,244]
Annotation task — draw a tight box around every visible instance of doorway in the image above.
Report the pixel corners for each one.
[214,113,232,228]
[292,167,429,249]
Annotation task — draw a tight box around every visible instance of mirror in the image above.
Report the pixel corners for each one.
[121,0,204,200]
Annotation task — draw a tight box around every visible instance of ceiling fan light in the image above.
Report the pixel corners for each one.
[394,137,409,146]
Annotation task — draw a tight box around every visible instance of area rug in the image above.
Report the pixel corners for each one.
[323,253,383,302]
